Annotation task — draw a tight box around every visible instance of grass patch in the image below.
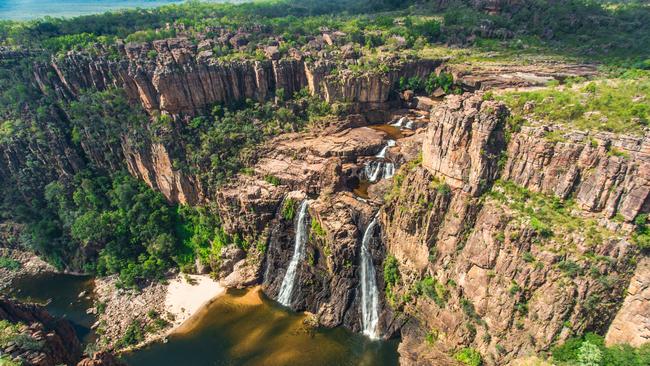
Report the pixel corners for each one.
[488,180,617,249]
[0,257,21,271]
[497,75,650,135]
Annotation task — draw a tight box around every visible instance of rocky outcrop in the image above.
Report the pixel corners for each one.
[422,93,508,196]
[382,94,643,365]
[0,297,82,366]
[37,39,441,116]
[605,257,650,347]
[77,352,126,366]
[502,127,650,222]
[123,140,204,205]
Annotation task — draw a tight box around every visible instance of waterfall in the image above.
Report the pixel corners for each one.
[277,200,310,307]
[364,139,396,183]
[375,146,389,159]
[383,163,395,179]
[375,139,396,159]
[360,216,380,340]
[391,116,414,130]
[364,161,383,182]
[391,116,408,128]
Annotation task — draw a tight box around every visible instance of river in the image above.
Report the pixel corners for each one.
[7,272,97,344]
[4,274,399,365]
[123,287,399,366]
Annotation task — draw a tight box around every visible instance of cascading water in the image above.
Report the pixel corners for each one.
[383,162,395,179]
[277,200,310,307]
[375,139,396,159]
[391,116,415,130]
[364,140,396,182]
[364,161,383,182]
[360,216,380,340]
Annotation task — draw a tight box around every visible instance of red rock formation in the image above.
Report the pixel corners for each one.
[0,297,81,366]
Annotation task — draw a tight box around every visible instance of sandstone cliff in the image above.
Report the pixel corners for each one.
[36,39,441,116]
[0,297,81,366]
[381,94,645,365]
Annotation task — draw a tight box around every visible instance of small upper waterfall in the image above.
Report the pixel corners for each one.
[277,200,310,307]
[360,216,380,340]
[363,139,396,183]
[375,139,396,159]
[391,116,415,130]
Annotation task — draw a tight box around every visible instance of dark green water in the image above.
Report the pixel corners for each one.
[6,272,96,344]
[4,275,399,365]
[123,287,399,366]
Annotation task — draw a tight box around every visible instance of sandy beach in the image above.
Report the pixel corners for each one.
[94,273,226,351]
[164,274,226,329]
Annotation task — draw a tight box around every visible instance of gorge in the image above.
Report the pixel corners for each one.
[1,1,649,366]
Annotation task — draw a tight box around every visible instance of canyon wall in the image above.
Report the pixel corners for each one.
[36,39,441,116]
[382,94,647,365]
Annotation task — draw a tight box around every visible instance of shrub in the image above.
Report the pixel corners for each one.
[552,332,650,366]
[633,214,650,251]
[557,260,582,278]
[264,175,281,186]
[425,328,439,345]
[310,218,326,238]
[281,198,297,221]
[454,347,483,366]
[383,255,400,288]
[0,257,21,271]
[0,320,43,351]
[116,320,144,349]
[415,275,448,307]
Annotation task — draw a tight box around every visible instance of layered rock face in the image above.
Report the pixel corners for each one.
[26,41,441,207]
[36,39,440,116]
[605,257,650,347]
[422,94,507,196]
[0,297,81,366]
[381,94,643,365]
[502,127,650,222]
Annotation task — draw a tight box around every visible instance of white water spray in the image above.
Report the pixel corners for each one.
[360,216,380,339]
[277,200,310,307]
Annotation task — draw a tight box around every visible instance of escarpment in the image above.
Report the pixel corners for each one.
[36,38,441,116]
[381,94,646,365]
[502,127,650,222]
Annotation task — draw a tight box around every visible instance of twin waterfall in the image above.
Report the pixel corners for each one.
[277,200,311,307]
[276,197,383,338]
[360,216,381,340]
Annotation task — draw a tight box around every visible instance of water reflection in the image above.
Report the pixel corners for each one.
[6,272,96,344]
[123,287,399,366]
